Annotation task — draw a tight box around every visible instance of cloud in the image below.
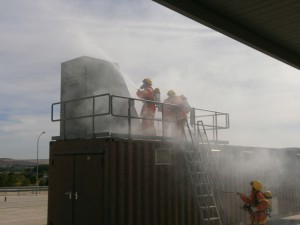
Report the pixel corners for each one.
[0,114,57,159]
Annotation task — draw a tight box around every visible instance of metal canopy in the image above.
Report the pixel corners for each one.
[153,0,300,70]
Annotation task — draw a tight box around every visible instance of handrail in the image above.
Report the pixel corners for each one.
[111,94,181,139]
[111,95,179,121]
[51,93,111,122]
[190,108,230,129]
[51,93,229,141]
[190,108,229,142]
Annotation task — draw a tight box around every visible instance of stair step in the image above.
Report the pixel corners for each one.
[184,137,222,224]
[190,171,207,175]
[204,217,220,221]
[196,171,206,174]
[185,149,197,153]
[196,183,210,186]
[198,194,214,197]
[200,206,217,209]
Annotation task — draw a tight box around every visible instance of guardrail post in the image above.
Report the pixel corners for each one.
[63,102,66,139]
[92,97,95,136]
[215,112,218,142]
[190,108,196,140]
[162,104,165,140]
[128,99,134,139]
[190,108,195,127]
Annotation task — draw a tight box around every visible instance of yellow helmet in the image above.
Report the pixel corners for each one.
[143,78,152,86]
[167,90,176,97]
[263,191,272,199]
[154,88,160,93]
[250,180,263,191]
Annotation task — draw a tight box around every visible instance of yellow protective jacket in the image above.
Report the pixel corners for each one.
[240,191,270,225]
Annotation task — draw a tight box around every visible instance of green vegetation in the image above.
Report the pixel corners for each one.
[0,165,48,187]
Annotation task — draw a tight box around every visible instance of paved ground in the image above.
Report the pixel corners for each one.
[0,193,47,225]
[0,191,299,225]
[268,215,300,225]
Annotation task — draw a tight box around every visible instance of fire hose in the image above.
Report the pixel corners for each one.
[212,187,256,214]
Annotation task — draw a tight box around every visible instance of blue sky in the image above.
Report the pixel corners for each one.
[0,0,299,159]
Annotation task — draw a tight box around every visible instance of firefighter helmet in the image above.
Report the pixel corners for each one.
[263,191,272,199]
[143,78,152,85]
[167,90,176,97]
[250,180,263,191]
[154,88,160,93]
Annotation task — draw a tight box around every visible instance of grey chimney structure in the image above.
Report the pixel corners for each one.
[60,56,139,138]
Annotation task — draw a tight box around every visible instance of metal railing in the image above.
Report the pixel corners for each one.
[51,93,229,141]
[52,93,111,137]
[190,108,230,142]
[0,186,48,195]
[110,94,181,138]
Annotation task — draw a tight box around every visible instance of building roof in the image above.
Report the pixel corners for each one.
[153,0,300,70]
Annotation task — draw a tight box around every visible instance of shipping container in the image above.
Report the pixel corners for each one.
[48,138,300,225]
[48,138,203,225]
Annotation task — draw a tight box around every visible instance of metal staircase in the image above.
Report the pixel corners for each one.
[184,120,225,225]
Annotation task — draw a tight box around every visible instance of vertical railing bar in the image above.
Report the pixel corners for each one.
[92,97,95,136]
[162,104,165,141]
[51,104,53,121]
[215,112,218,142]
[107,95,114,115]
[212,115,215,141]
[128,98,132,139]
[63,102,66,140]
[108,94,111,115]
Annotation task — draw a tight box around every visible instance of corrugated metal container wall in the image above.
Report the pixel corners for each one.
[48,139,300,225]
[214,145,300,225]
[48,138,202,225]
[103,140,202,225]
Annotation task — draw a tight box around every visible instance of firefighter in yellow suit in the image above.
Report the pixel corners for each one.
[239,180,270,225]
[136,78,156,136]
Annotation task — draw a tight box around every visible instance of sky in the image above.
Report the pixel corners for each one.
[0,0,299,159]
